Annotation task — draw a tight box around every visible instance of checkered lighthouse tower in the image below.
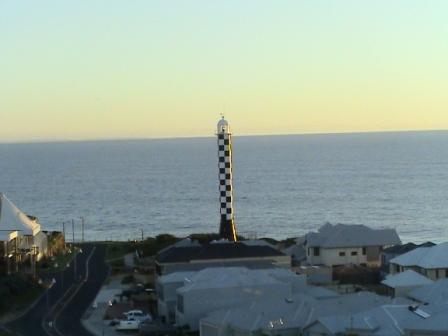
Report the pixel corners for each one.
[217,117,238,242]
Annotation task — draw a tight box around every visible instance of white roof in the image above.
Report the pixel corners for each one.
[0,193,40,240]
[381,270,433,289]
[306,223,400,248]
[390,242,448,269]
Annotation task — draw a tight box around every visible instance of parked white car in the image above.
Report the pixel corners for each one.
[123,310,151,322]
[116,319,140,331]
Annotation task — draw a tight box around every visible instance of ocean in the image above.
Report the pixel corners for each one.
[1,131,448,244]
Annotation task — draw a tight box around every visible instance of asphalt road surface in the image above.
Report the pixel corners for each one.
[6,243,108,336]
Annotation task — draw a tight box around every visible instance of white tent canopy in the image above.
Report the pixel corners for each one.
[0,193,41,240]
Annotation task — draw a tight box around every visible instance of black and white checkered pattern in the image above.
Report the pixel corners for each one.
[217,125,237,242]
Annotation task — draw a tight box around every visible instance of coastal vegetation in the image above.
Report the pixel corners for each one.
[0,274,43,318]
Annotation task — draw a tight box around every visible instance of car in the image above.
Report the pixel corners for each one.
[123,310,152,322]
[116,318,140,331]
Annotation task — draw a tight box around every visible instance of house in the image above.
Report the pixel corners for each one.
[166,266,336,331]
[155,241,291,276]
[408,278,448,304]
[200,292,404,336]
[381,242,435,270]
[0,193,48,264]
[303,223,400,267]
[381,270,433,297]
[389,242,448,280]
[174,267,296,331]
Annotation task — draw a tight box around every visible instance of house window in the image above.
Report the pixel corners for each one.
[219,157,225,162]
[224,140,229,145]
[313,247,320,256]
[225,174,231,179]
[219,168,225,174]
[351,251,358,256]
[226,185,231,191]
[339,251,346,257]
[226,197,231,202]
[220,180,225,185]
[362,247,367,255]
[219,145,224,151]
[218,134,224,140]
[225,162,231,168]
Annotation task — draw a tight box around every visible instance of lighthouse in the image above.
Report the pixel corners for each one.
[217,117,238,242]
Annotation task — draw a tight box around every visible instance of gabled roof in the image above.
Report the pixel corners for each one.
[408,278,448,304]
[283,244,306,261]
[381,270,433,289]
[390,243,448,269]
[156,241,285,264]
[0,193,40,240]
[305,223,400,248]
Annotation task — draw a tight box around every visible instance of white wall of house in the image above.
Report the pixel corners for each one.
[157,279,188,323]
[176,282,291,331]
[306,246,370,267]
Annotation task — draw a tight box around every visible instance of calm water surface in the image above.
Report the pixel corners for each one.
[1,131,448,243]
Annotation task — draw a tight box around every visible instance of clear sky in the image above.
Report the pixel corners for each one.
[1,1,448,142]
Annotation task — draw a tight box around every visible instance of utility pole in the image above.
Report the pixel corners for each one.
[80,217,85,243]
[31,246,37,279]
[141,229,144,241]
[72,219,77,280]
[62,221,66,251]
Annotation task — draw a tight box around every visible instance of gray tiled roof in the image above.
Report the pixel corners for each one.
[201,291,402,333]
[390,242,448,269]
[408,278,448,304]
[305,223,400,248]
[381,270,433,289]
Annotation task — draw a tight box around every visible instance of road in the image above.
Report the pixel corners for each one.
[6,243,108,336]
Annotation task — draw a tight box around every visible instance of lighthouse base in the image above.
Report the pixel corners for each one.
[219,216,237,242]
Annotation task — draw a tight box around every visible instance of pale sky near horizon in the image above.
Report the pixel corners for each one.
[1,1,448,142]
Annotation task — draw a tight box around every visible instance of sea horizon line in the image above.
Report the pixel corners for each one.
[1,128,448,145]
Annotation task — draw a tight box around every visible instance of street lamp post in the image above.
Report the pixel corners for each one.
[72,219,77,280]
